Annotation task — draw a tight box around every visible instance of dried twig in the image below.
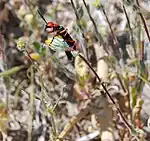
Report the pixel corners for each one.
[78,54,133,131]
[100,5,127,93]
[101,6,121,59]
[136,0,150,42]
[0,33,5,62]
[56,105,91,140]
[82,0,105,46]
[24,0,35,17]
[70,0,88,60]
[123,5,136,56]
[56,54,133,140]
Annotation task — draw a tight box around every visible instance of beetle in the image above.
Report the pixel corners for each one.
[38,10,80,60]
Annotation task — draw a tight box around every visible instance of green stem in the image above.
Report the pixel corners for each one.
[0,65,26,77]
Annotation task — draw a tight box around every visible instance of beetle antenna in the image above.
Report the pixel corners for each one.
[37,10,48,24]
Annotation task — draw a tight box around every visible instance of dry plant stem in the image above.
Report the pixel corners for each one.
[70,0,88,60]
[108,58,126,93]
[101,6,127,93]
[28,65,35,141]
[24,49,39,69]
[82,2,127,93]
[51,113,57,139]
[123,5,136,56]
[0,33,5,62]
[101,6,121,59]
[14,80,27,107]
[83,0,104,43]
[50,86,67,139]
[78,54,133,131]
[115,72,126,93]
[136,0,150,42]
[70,0,81,29]
[39,75,58,139]
[57,105,91,140]
[82,1,128,93]
[82,0,109,55]
[24,0,35,16]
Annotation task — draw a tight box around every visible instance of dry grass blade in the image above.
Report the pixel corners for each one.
[56,106,91,140]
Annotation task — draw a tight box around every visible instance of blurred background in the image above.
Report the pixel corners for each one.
[0,0,150,140]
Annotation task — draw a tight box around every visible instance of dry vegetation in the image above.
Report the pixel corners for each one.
[0,0,150,141]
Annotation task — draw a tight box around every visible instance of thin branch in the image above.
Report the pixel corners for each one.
[82,1,128,93]
[82,0,104,45]
[24,0,35,17]
[82,0,109,55]
[101,6,121,59]
[81,3,129,121]
[70,0,88,60]
[123,5,136,56]
[57,105,91,140]
[78,54,133,131]
[136,0,150,42]
[0,33,5,62]
[99,6,127,92]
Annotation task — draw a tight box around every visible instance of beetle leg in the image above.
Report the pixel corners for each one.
[59,28,68,39]
[66,40,80,50]
[48,34,58,46]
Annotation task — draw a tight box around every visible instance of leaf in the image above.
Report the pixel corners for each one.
[77,6,84,19]
[74,83,90,101]
[78,73,90,86]
[24,14,34,25]
[119,58,125,68]
[74,55,91,85]
[139,60,149,79]
[33,42,46,56]
[33,42,41,51]
[93,0,101,8]
[72,23,79,33]
[103,55,117,65]
[123,72,129,92]
[51,56,58,63]
[127,58,138,67]
[86,4,90,12]
[108,72,117,80]
[131,87,137,108]
[29,53,41,61]
[0,65,25,77]
[81,19,87,29]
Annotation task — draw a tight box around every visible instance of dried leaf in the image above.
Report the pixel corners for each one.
[74,54,91,84]
[101,131,114,141]
[73,83,90,101]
